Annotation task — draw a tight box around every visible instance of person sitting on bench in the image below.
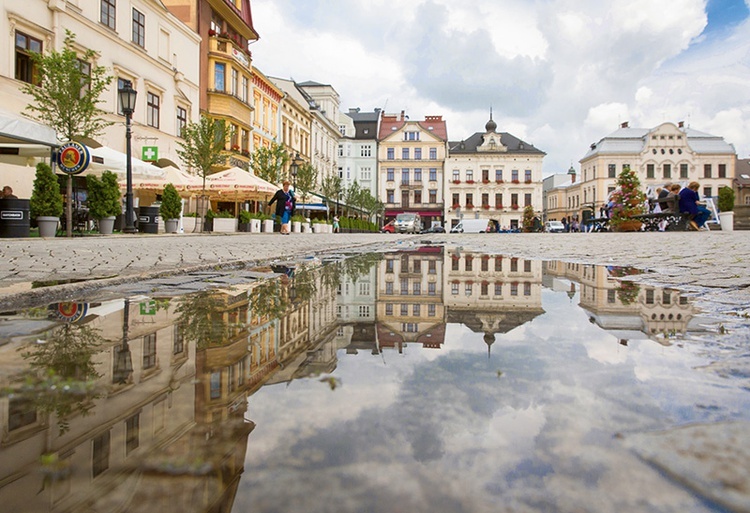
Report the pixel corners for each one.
[679,181,711,231]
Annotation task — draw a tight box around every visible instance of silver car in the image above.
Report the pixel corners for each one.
[394,213,422,233]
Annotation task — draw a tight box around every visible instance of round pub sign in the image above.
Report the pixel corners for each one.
[57,142,91,175]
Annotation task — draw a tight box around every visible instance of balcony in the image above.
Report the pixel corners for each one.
[399,181,423,190]
[208,33,252,70]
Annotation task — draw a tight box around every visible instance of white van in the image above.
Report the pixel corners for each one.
[450,219,491,233]
[394,213,422,233]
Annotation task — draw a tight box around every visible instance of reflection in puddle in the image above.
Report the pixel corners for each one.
[0,249,743,512]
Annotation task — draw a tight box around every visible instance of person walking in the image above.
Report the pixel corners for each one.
[333,216,340,233]
[268,180,295,235]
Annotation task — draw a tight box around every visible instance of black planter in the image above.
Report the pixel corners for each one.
[238,222,251,232]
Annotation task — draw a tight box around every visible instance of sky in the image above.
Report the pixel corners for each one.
[249,0,750,176]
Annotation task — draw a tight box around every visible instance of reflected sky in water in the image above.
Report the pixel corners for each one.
[0,249,746,513]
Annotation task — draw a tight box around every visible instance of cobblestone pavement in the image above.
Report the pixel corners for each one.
[1,230,750,510]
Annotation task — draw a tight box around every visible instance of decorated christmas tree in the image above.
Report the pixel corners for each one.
[609,165,647,230]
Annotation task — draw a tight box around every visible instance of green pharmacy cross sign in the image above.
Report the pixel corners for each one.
[139,300,156,315]
[142,146,159,162]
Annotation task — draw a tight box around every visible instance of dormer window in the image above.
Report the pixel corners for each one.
[405,131,420,141]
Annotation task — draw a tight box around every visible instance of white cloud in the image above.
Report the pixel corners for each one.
[251,0,750,173]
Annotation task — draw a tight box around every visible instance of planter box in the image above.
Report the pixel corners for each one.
[302,223,312,233]
[292,221,302,233]
[250,219,261,232]
[313,223,325,233]
[181,216,197,233]
[263,219,275,232]
[211,218,238,233]
[238,222,251,232]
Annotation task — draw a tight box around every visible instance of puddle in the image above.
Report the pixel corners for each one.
[0,248,747,512]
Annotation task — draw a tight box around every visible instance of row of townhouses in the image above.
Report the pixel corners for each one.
[0,1,745,231]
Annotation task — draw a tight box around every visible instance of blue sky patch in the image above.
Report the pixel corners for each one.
[704,0,749,34]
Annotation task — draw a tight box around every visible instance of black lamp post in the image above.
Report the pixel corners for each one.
[290,152,301,191]
[118,80,138,234]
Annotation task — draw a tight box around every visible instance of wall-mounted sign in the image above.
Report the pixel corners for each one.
[139,300,156,315]
[142,146,159,162]
[57,142,90,175]
[51,302,89,323]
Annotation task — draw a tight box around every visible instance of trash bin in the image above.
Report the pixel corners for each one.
[0,198,31,238]
[138,206,159,234]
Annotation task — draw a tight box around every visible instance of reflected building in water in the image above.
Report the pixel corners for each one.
[444,251,545,353]
[376,247,446,352]
[543,261,702,343]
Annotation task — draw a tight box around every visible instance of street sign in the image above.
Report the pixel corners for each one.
[142,146,159,162]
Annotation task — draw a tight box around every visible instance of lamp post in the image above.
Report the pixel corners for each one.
[290,152,301,192]
[118,80,138,234]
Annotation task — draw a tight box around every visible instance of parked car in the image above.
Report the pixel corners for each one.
[421,225,445,234]
[450,218,492,233]
[380,220,395,233]
[545,221,565,233]
[394,213,422,233]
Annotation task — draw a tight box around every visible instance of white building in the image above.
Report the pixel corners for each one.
[0,0,201,197]
[338,108,380,203]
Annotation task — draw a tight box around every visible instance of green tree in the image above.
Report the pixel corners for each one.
[30,162,64,218]
[344,181,362,218]
[320,174,342,218]
[21,30,113,237]
[250,141,288,185]
[176,115,230,230]
[294,162,318,204]
[86,170,121,220]
[159,183,183,220]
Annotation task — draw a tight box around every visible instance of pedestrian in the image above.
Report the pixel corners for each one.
[333,216,340,233]
[679,181,711,230]
[268,180,295,235]
[2,185,17,199]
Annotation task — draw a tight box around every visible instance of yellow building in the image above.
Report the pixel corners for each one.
[251,67,282,151]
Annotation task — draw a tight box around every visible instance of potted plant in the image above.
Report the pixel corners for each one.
[182,212,198,233]
[717,186,735,232]
[291,214,305,233]
[209,210,237,233]
[159,183,183,233]
[260,213,275,233]
[609,165,647,232]
[30,162,64,237]
[238,210,252,232]
[86,171,121,235]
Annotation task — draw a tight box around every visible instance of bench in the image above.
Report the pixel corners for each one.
[584,217,610,232]
[632,211,690,231]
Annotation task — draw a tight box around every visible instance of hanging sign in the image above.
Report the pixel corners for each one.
[57,142,91,175]
[142,146,159,162]
[50,302,89,323]
[139,300,156,315]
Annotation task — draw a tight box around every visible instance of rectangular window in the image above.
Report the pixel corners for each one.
[466,170,474,182]
[402,148,409,159]
[241,75,248,102]
[646,164,655,179]
[412,304,420,316]
[101,0,116,30]
[173,323,184,354]
[132,9,145,47]
[510,283,518,296]
[176,106,187,137]
[428,282,436,296]
[718,164,726,178]
[231,69,238,96]
[704,164,712,178]
[465,256,473,272]
[510,258,518,272]
[214,62,225,91]
[387,168,394,181]
[466,193,473,207]
[494,283,502,296]
[646,289,654,304]
[429,168,437,181]
[413,282,421,295]
[414,168,422,182]
[93,431,110,478]
[481,193,489,207]
[495,169,503,182]
[386,189,395,203]
[428,304,436,316]
[428,260,436,274]
[495,193,503,207]
[481,257,489,272]
[147,92,160,128]
[361,145,372,157]
[429,189,437,203]
[387,148,394,160]
[704,187,712,198]
[8,397,36,431]
[481,282,489,296]
[451,282,459,295]
[414,148,422,160]
[524,283,532,296]
[15,32,42,84]
[414,190,422,204]
[210,371,221,399]
[495,257,502,271]
[465,283,473,296]
[524,193,532,207]
[452,193,460,207]
[680,164,688,178]
[663,164,671,179]
[400,304,408,316]
[482,169,490,182]
[608,164,616,178]
[126,413,140,455]
[385,281,393,294]
[401,169,409,184]
[358,305,370,317]
[429,147,437,159]
[607,289,616,303]
[453,169,460,181]
[512,170,519,182]
[524,260,532,273]
[511,193,518,207]
[385,304,393,315]
[386,259,394,273]
[400,278,408,295]
[525,170,532,182]
[143,333,156,369]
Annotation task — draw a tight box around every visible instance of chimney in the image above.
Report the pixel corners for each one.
[678,121,684,128]
[621,121,629,128]
[400,110,405,121]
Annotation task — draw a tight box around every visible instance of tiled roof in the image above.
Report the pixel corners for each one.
[448,132,545,155]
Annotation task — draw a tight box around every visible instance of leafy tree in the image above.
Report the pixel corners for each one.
[86,170,121,219]
[176,115,230,230]
[250,141,288,185]
[21,30,113,237]
[343,181,362,217]
[30,162,64,218]
[294,162,318,204]
[320,174,342,218]
[522,204,535,232]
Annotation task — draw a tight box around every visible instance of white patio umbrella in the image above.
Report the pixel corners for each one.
[87,145,163,178]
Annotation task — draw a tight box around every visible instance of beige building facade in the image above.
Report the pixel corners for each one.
[1,0,201,197]
[446,115,545,231]
[251,66,282,151]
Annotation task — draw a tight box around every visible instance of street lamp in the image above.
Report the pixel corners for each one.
[118,80,138,234]
[289,152,301,191]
